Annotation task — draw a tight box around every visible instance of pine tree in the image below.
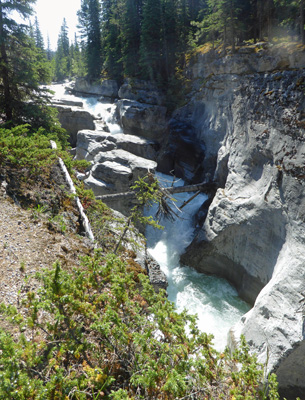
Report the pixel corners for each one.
[121,0,142,77]
[71,34,86,77]
[78,0,102,80]
[46,35,52,61]
[140,0,162,81]
[54,19,71,81]
[34,16,45,50]
[100,0,124,81]
[160,0,179,81]
[301,0,305,44]
[0,0,54,126]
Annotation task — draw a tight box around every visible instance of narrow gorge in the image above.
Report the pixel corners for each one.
[52,43,305,399]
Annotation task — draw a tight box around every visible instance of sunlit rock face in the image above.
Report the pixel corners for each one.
[179,47,305,398]
[53,104,95,147]
[116,99,168,141]
[118,79,165,106]
[67,78,119,99]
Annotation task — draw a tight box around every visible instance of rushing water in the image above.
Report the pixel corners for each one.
[145,174,250,350]
[50,82,250,350]
[49,83,122,134]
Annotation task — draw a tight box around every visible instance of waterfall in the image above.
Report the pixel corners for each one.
[49,83,122,134]
[50,82,250,350]
[145,173,250,350]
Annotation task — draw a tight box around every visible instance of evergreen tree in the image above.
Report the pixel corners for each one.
[121,0,142,77]
[100,0,124,81]
[54,19,71,81]
[0,0,53,126]
[71,34,86,77]
[78,0,102,80]
[274,0,305,42]
[140,0,162,81]
[46,34,52,61]
[34,16,45,50]
[60,18,70,58]
[160,0,179,81]
[300,0,305,44]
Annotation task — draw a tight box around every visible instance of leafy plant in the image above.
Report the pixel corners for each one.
[0,252,280,399]
[31,204,48,220]
[48,214,67,233]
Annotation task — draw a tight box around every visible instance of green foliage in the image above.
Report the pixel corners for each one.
[0,125,57,173]
[54,18,72,81]
[0,125,69,172]
[113,174,164,255]
[48,215,67,233]
[0,252,280,399]
[78,0,103,80]
[31,204,48,220]
[0,1,55,126]
[130,174,164,229]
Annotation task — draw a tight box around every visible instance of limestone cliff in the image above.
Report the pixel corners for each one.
[179,43,305,398]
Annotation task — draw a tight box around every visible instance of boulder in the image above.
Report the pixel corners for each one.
[114,133,159,161]
[93,149,157,183]
[75,130,116,162]
[99,79,119,99]
[117,99,167,141]
[70,78,118,98]
[54,105,95,147]
[118,79,165,105]
[75,129,158,163]
[83,148,157,212]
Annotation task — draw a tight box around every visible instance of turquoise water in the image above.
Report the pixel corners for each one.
[146,173,250,350]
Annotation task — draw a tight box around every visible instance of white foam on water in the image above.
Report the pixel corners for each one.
[48,83,123,135]
[146,173,250,350]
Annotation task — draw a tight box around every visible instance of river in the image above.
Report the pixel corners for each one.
[50,83,250,350]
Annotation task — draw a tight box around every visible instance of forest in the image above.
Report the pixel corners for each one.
[1,0,305,128]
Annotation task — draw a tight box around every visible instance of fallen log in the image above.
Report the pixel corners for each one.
[50,140,95,241]
[96,182,217,202]
[162,182,217,194]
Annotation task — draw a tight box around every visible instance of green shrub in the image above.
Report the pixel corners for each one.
[0,251,280,399]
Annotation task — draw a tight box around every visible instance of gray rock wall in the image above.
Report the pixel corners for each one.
[179,49,305,397]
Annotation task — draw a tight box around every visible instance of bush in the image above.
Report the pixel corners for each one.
[0,251,280,399]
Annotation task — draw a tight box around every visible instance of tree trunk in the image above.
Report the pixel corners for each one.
[257,0,263,41]
[0,2,13,121]
[301,0,305,45]
[267,0,273,40]
[96,182,217,201]
[230,0,235,53]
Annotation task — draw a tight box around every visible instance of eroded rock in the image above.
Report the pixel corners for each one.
[117,99,167,141]
[118,79,165,105]
[68,78,118,98]
[53,105,95,147]
[179,68,305,397]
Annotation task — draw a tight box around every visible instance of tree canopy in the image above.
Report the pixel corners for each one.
[0,0,57,130]
[71,0,305,85]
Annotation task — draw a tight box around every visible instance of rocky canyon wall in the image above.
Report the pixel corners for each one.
[179,44,305,398]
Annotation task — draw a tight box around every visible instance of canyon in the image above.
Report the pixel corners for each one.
[54,43,305,398]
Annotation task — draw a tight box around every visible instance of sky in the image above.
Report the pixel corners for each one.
[33,0,82,50]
